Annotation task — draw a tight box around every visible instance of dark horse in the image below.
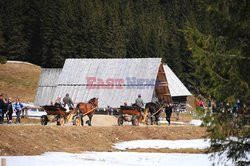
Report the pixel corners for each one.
[145,101,164,125]
[76,97,98,126]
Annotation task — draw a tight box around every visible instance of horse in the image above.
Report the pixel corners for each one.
[145,101,164,125]
[76,97,98,126]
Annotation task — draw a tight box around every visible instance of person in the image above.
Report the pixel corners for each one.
[232,104,237,115]
[207,99,212,110]
[165,103,172,125]
[175,103,180,121]
[0,94,5,124]
[135,94,144,116]
[1,97,8,123]
[225,103,230,113]
[6,97,13,124]
[236,99,241,110]
[212,103,217,113]
[107,106,114,115]
[63,93,74,112]
[13,98,23,124]
[242,104,248,114]
[55,97,63,107]
[135,94,144,108]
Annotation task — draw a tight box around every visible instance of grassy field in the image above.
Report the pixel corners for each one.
[0,125,207,156]
[0,62,41,102]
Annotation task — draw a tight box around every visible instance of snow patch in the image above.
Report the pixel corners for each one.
[189,120,202,126]
[113,139,210,150]
[0,152,237,166]
[7,61,37,66]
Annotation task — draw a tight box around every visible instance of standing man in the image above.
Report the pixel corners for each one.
[135,94,144,117]
[165,103,173,125]
[0,94,5,124]
[13,98,23,124]
[63,93,74,112]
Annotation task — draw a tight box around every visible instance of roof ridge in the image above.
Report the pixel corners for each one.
[65,58,162,60]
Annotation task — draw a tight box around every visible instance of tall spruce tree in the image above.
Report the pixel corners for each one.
[183,0,250,165]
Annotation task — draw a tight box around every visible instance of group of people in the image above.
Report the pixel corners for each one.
[51,93,74,112]
[197,96,249,115]
[0,94,24,124]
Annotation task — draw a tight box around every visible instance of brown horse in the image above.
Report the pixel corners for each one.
[76,97,98,126]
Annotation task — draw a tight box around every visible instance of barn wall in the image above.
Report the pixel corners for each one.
[155,63,172,103]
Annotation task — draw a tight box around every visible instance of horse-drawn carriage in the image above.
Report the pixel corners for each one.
[117,102,165,126]
[117,105,152,126]
[40,105,80,126]
[41,98,98,126]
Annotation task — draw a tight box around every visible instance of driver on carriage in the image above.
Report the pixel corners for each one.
[135,94,145,117]
[63,93,74,112]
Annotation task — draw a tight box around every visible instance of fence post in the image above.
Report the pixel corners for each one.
[1,158,6,166]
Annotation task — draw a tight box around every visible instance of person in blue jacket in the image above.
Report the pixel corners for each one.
[13,98,23,124]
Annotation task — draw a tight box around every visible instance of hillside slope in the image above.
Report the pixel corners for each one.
[0,62,41,102]
[0,125,207,156]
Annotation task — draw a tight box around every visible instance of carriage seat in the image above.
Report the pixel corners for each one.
[43,105,67,112]
[120,105,137,110]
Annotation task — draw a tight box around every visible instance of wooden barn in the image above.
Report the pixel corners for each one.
[35,58,191,108]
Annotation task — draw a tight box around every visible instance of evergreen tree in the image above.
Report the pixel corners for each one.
[183,0,250,165]
[1,0,29,61]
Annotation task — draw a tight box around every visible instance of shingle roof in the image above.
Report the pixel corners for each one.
[54,58,161,108]
[34,68,62,105]
[164,64,192,97]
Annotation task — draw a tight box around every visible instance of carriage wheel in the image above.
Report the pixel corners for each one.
[146,116,151,125]
[58,117,65,126]
[41,115,48,125]
[74,117,81,126]
[73,115,84,126]
[132,116,139,126]
[118,116,123,126]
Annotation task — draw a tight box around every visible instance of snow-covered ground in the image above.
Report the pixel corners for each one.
[189,119,203,126]
[0,152,234,166]
[11,109,46,118]
[113,139,210,150]
[159,119,203,126]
